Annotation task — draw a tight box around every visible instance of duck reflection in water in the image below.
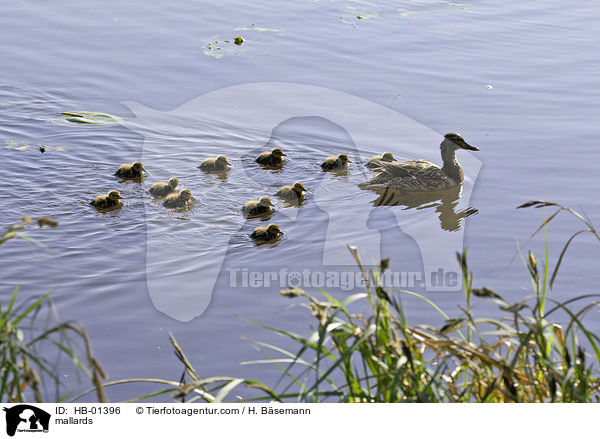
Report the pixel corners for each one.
[366,185,478,232]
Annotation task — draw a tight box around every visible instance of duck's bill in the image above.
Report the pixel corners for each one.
[461,143,479,151]
[117,195,124,199]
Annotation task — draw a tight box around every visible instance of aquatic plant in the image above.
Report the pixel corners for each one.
[110,201,599,403]
[1,218,108,402]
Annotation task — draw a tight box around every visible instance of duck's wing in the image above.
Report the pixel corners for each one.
[359,160,453,191]
[371,159,434,175]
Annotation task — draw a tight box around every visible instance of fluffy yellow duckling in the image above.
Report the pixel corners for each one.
[251,223,284,242]
[91,190,123,210]
[149,177,179,198]
[256,147,286,166]
[242,196,275,217]
[200,155,231,172]
[366,152,396,169]
[115,161,147,179]
[276,182,306,201]
[321,154,351,171]
[163,189,194,209]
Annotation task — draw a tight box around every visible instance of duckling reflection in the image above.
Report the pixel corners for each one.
[368,185,478,232]
[242,196,275,218]
[149,177,178,198]
[115,161,147,179]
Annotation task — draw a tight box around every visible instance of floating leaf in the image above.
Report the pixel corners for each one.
[61,111,123,126]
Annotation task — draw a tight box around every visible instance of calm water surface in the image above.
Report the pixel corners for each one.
[1,0,600,400]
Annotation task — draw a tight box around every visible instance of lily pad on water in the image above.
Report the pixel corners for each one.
[61,111,123,125]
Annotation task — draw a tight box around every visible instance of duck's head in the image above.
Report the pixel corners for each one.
[108,190,123,200]
[293,182,306,192]
[442,133,479,151]
[259,196,275,207]
[272,148,286,157]
[132,162,147,172]
[381,152,395,161]
[179,189,193,201]
[338,154,351,163]
[267,224,283,235]
[216,155,231,165]
[168,177,179,188]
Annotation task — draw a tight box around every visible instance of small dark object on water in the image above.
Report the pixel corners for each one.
[251,223,284,242]
[234,36,244,46]
[39,146,46,153]
[37,216,58,228]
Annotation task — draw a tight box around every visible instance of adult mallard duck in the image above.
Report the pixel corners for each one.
[242,197,275,217]
[149,177,179,198]
[91,190,123,210]
[163,189,194,209]
[276,182,306,201]
[251,223,284,242]
[115,161,147,179]
[321,154,351,171]
[358,133,479,192]
[200,155,230,172]
[256,148,286,166]
[366,152,396,169]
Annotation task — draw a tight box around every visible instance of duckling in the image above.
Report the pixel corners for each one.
[276,182,306,201]
[251,223,284,242]
[199,155,231,172]
[242,197,275,217]
[91,190,123,210]
[359,132,479,192]
[163,189,194,209]
[256,148,286,166]
[321,154,351,171]
[115,161,146,179]
[366,152,396,169]
[37,216,58,228]
[149,177,179,198]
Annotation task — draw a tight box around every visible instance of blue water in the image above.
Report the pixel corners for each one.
[1,0,599,401]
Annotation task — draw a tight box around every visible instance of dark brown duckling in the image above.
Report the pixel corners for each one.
[91,190,123,210]
[366,152,396,169]
[163,189,194,209]
[149,177,179,198]
[276,182,306,202]
[200,155,230,172]
[256,147,286,166]
[115,161,147,179]
[321,154,351,171]
[242,196,275,217]
[37,216,58,228]
[251,223,284,242]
